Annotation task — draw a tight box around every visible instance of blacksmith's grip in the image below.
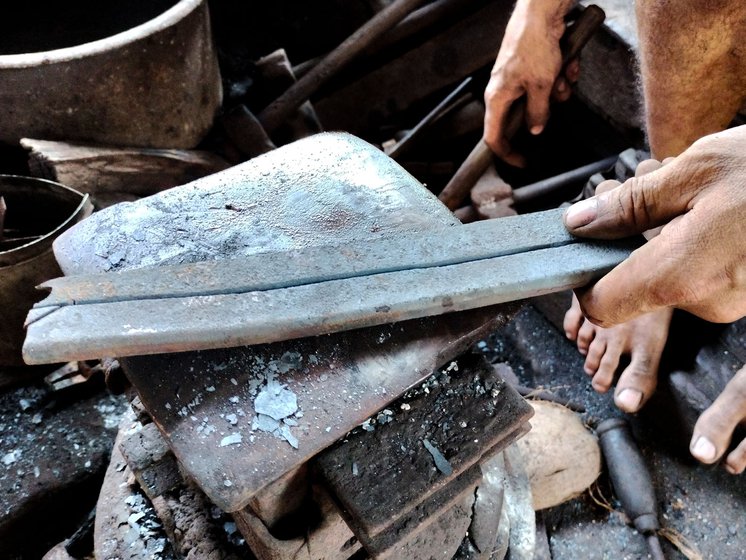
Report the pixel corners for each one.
[438,4,607,210]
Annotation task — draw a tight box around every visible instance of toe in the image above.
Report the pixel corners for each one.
[563,298,585,342]
[725,437,746,475]
[576,320,596,356]
[690,367,746,466]
[591,342,622,393]
[584,337,606,376]
[613,354,659,413]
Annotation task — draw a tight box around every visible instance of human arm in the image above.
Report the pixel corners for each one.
[563,125,746,326]
[483,0,578,166]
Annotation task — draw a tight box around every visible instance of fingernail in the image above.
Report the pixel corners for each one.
[557,81,567,93]
[530,125,543,135]
[691,436,717,463]
[564,198,597,228]
[616,389,643,412]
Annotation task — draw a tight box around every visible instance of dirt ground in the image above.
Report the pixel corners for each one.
[479,294,746,560]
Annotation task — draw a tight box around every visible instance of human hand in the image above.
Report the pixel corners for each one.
[563,125,746,326]
[483,0,578,166]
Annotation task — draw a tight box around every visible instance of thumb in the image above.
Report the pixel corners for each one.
[562,160,698,239]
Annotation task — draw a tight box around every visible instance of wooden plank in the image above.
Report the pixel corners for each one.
[21,139,230,207]
[314,353,532,538]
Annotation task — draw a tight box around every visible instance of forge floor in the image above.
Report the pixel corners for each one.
[481,292,745,560]
[1,291,743,560]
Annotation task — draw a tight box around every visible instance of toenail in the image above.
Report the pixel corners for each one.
[617,389,643,412]
[691,436,717,463]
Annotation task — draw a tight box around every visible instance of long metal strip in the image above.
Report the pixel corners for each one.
[33,208,574,308]
[22,238,638,365]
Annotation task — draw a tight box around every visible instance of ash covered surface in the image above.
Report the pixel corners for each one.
[0,381,127,558]
[476,296,746,559]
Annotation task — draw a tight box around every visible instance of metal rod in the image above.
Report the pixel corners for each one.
[259,0,429,133]
[511,154,618,205]
[293,0,484,80]
[387,76,473,160]
[0,196,5,242]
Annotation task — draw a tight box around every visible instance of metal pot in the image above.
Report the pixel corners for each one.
[0,0,222,149]
[0,175,92,367]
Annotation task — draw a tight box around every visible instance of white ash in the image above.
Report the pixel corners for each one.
[220,433,243,447]
[254,383,298,420]
[123,491,170,558]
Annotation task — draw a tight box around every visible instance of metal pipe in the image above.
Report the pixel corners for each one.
[259,0,429,133]
[386,76,473,160]
[511,154,618,205]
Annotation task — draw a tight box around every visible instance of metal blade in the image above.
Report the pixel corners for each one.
[22,209,638,364]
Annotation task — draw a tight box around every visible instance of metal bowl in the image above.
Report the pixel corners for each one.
[0,0,222,149]
[0,175,92,366]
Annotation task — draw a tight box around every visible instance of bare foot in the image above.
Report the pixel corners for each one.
[564,295,673,412]
[690,365,746,474]
[563,158,674,413]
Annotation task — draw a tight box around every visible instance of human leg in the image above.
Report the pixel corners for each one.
[564,0,746,467]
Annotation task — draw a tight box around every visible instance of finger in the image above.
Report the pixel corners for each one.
[563,157,700,238]
[634,158,662,177]
[573,228,689,326]
[632,159,666,239]
[595,179,621,195]
[552,77,572,102]
[484,89,527,167]
[524,81,552,135]
[564,58,580,83]
[483,83,521,153]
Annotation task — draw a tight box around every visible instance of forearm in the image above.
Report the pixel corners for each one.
[509,0,578,38]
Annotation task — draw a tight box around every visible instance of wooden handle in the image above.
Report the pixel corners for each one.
[438,4,606,211]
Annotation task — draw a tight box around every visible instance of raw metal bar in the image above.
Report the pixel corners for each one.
[511,154,618,206]
[386,76,473,160]
[0,196,5,241]
[22,215,638,365]
[32,208,583,308]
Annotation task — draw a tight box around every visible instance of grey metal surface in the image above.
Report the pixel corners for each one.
[23,225,636,364]
[51,132,454,276]
[35,208,584,306]
[39,131,522,513]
